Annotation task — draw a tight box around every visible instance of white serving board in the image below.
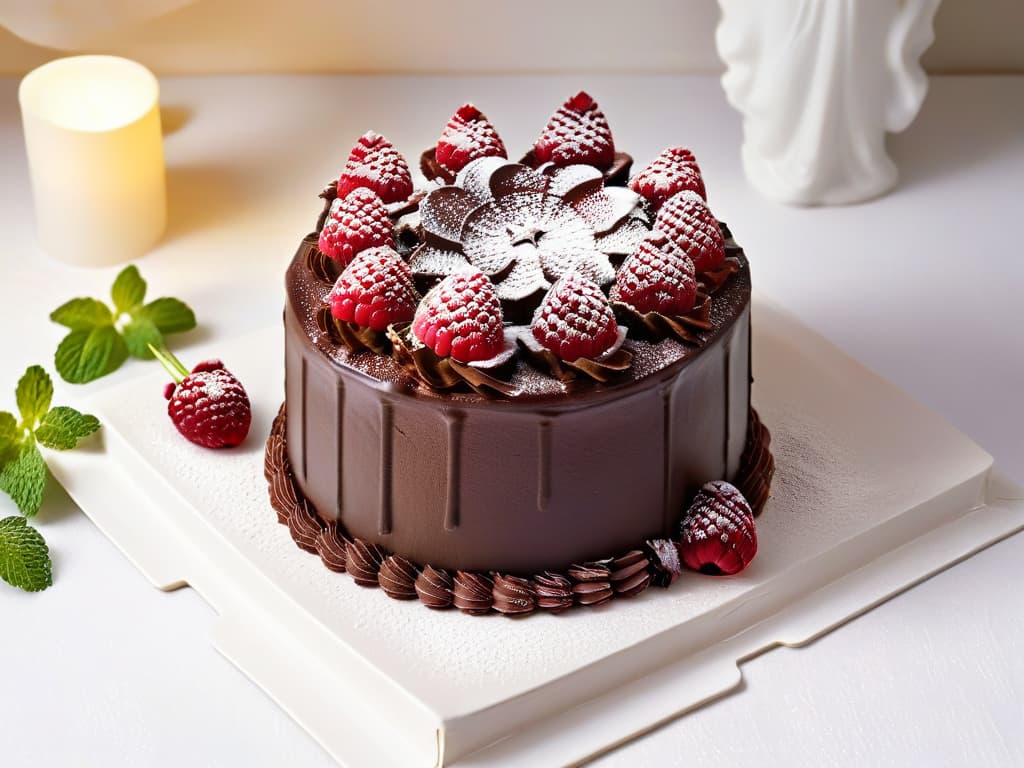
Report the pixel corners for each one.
[45,295,1024,767]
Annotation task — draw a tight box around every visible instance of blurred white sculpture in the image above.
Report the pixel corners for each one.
[0,0,194,49]
[716,0,941,205]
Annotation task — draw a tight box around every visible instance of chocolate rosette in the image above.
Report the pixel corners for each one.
[517,325,632,384]
[387,323,520,397]
[612,293,714,346]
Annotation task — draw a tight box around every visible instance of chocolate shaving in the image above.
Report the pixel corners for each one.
[644,538,682,588]
[493,574,537,616]
[610,549,652,598]
[698,255,742,293]
[345,539,387,587]
[378,555,419,600]
[315,180,338,232]
[330,317,390,355]
[305,242,341,285]
[415,565,454,609]
[315,525,349,573]
[453,571,494,615]
[517,327,632,384]
[420,147,456,185]
[534,572,574,613]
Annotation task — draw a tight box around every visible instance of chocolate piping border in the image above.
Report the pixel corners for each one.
[264,405,775,616]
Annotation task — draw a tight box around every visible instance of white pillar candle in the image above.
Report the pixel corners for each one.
[19,55,166,266]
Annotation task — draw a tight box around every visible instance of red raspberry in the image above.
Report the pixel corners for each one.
[533,91,615,169]
[412,271,504,363]
[654,190,725,273]
[531,271,619,362]
[318,187,395,264]
[629,146,706,209]
[677,481,757,576]
[435,103,507,175]
[154,353,252,449]
[610,236,697,316]
[328,247,420,332]
[337,131,413,204]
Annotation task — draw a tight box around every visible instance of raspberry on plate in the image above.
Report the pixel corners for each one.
[610,236,698,316]
[150,348,252,449]
[318,187,395,264]
[654,190,725,273]
[629,146,706,209]
[412,270,505,363]
[436,103,507,175]
[533,91,615,169]
[328,246,420,332]
[337,131,413,204]
[531,271,620,362]
[678,481,757,576]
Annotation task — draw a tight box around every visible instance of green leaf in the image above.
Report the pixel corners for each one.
[0,412,19,467]
[135,298,196,335]
[15,365,53,429]
[35,406,100,450]
[54,326,129,384]
[111,265,147,314]
[122,317,163,360]
[0,516,52,592]
[0,441,46,517]
[49,298,113,331]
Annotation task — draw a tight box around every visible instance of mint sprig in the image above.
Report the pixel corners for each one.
[0,516,52,592]
[50,265,197,384]
[0,366,100,593]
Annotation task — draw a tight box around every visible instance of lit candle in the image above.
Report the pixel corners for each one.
[19,56,166,267]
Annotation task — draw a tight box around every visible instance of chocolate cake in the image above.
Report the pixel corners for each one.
[268,92,775,614]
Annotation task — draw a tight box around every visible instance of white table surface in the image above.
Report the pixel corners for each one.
[1,74,1022,767]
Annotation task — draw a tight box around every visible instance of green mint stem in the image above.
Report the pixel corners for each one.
[147,343,189,383]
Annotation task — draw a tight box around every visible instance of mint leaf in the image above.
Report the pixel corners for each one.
[55,326,129,384]
[50,298,113,331]
[122,317,163,360]
[111,265,147,314]
[0,441,46,517]
[16,365,53,430]
[0,516,52,592]
[135,298,196,335]
[35,406,100,450]
[0,412,19,467]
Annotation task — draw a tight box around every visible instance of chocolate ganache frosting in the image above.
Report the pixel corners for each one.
[275,93,773,605]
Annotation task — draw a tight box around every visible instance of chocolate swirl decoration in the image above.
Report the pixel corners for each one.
[415,565,454,609]
[378,555,419,600]
[733,408,775,517]
[453,571,494,615]
[265,405,775,616]
[610,550,652,598]
[516,326,633,384]
[493,574,537,616]
[534,572,574,613]
[612,293,714,347]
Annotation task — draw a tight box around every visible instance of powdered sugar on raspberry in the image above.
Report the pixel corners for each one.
[337,131,413,204]
[654,190,726,273]
[531,271,619,361]
[629,146,706,208]
[533,91,615,169]
[610,237,698,316]
[436,104,508,174]
[411,270,505,362]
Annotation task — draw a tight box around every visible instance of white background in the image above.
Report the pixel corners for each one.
[1,0,1023,75]
[1,73,1023,766]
